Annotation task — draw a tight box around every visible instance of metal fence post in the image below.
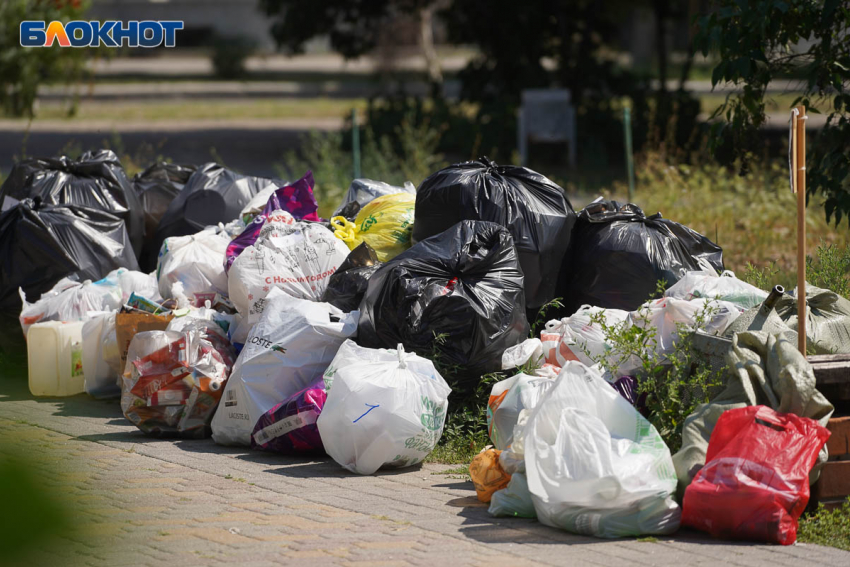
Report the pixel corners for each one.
[624,106,635,202]
[352,108,361,180]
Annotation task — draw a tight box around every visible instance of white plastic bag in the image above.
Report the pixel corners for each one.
[20,277,123,335]
[321,339,397,392]
[211,289,359,446]
[489,473,536,518]
[501,338,544,370]
[664,270,767,310]
[228,223,350,315]
[120,322,235,437]
[487,373,553,451]
[156,227,230,301]
[631,296,742,358]
[523,362,681,538]
[541,306,630,368]
[220,218,247,239]
[103,268,161,303]
[317,340,451,475]
[239,184,280,223]
[82,311,121,398]
[167,302,236,338]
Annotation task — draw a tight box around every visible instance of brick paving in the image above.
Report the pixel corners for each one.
[1,378,848,567]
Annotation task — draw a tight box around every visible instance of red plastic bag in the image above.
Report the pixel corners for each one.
[682,405,830,545]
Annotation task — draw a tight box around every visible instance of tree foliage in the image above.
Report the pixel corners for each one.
[697,0,850,224]
[258,0,432,58]
[260,0,702,162]
[0,0,90,118]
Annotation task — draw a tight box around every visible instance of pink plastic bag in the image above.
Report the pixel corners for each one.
[682,405,830,545]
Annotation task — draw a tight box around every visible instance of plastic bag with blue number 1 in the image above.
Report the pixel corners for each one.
[317,340,451,475]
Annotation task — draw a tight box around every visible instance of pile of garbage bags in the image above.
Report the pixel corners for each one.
[6,149,839,546]
[0,150,145,253]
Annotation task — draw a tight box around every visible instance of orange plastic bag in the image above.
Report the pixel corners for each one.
[469,448,511,503]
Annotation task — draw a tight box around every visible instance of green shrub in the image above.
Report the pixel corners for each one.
[210,35,256,79]
[427,301,561,463]
[0,0,90,117]
[280,112,446,218]
[798,499,850,551]
[807,241,850,299]
[584,291,726,453]
[628,153,850,287]
[743,241,850,299]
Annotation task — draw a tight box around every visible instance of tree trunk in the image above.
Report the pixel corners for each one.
[678,0,701,90]
[655,0,669,95]
[419,6,443,98]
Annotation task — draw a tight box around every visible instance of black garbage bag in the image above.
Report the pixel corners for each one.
[358,220,529,381]
[134,162,198,271]
[560,199,724,315]
[0,149,144,255]
[150,163,284,263]
[332,178,416,220]
[321,242,382,312]
[412,157,576,311]
[0,199,139,315]
[134,162,197,239]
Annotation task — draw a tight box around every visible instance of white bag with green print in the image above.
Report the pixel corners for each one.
[317,341,451,475]
[523,361,681,538]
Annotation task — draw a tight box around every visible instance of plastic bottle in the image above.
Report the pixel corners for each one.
[27,321,86,396]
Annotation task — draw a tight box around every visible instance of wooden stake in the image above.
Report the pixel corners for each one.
[795,105,807,355]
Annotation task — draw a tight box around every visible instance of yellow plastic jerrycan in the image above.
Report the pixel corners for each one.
[27,321,86,397]
[331,192,415,262]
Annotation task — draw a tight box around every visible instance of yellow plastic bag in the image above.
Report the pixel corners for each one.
[331,192,415,262]
[469,447,512,503]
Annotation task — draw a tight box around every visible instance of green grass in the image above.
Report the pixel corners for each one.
[425,436,484,465]
[612,154,850,288]
[24,97,368,123]
[699,92,829,115]
[798,500,850,550]
[431,466,470,476]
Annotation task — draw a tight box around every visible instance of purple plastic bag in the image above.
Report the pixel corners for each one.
[611,376,648,416]
[250,378,327,454]
[225,171,320,272]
